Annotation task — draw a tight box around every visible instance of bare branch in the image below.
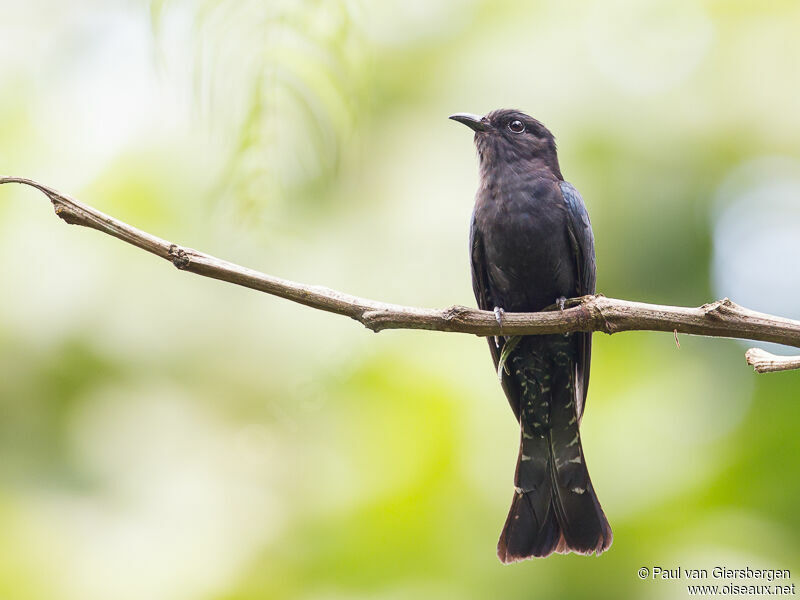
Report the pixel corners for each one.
[745,348,800,373]
[3,175,800,371]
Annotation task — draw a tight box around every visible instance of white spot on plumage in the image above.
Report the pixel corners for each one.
[571,486,586,494]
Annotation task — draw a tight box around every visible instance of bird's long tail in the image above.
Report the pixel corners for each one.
[497,338,612,562]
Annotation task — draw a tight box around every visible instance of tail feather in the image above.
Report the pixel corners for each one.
[497,426,562,561]
[546,354,612,554]
[497,337,611,562]
[497,488,562,562]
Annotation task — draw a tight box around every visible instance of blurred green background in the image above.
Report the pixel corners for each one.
[2,1,800,598]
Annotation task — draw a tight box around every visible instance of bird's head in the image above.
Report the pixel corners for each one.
[449,109,561,178]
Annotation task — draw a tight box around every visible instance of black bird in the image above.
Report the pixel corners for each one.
[450,109,611,562]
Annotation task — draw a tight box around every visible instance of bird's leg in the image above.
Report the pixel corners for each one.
[493,306,505,348]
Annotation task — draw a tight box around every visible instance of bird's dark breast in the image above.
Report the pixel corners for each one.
[475,173,577,312]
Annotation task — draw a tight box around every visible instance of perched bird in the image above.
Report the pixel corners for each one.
[450,109,611,562]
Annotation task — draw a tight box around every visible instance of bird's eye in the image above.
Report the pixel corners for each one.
[508,120,525,134]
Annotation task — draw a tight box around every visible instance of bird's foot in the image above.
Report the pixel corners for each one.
[493,306,505,328]
[543,296,589,311]
[493,306,505,349]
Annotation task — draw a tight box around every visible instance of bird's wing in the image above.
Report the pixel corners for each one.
[470,217,522,421]
[559,181,596,421]
[469,218,493,312]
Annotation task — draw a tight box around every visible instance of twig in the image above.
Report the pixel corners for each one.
[2,175,800,371]
[745,348,800,374]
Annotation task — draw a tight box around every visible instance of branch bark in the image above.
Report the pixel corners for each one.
[2,175,800,371]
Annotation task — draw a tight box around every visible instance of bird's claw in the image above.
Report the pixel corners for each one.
[493,306,505,348]
[493,306,505,328]
[556,296,567,311]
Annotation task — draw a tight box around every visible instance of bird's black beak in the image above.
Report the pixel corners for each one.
[449,112,489,132]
